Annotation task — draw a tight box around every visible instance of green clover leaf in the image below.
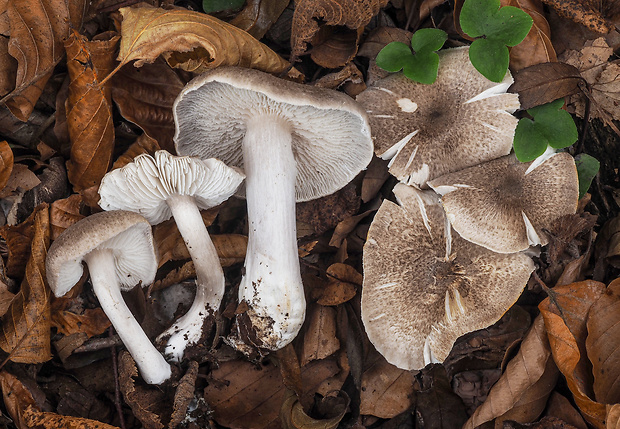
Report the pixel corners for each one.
[376,28,447,84]
[513,98,578,162]
[460,0,533,82]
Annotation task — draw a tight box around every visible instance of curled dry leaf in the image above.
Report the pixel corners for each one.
[0,371,38,428]
[280,389,348,429]
[110,61,184,153]
[290,0,388,64]
[229,0,290,40]
[0,204,38,278]
[0,205,52,363]
[0,140,13,192]
[115,6,292,77]
[65,31,115,192]
[608,404,620,429]
[49,193,85,240]
[111,133,161,170]
[317,263,362,306]
[539,280,607,428]
[539,0,613,33]
[50,298,111,338]
[23,406,121,429]
[1,0,86,121]
[360,349,415,419]
[169,361,199,429]
[586,279,620,404]
[464,316,556,429]
[503,0,556,70]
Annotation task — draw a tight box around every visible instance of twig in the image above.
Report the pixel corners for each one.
[110,328,127,429]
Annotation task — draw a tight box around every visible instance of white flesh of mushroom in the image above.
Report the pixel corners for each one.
[238,115,306,350]
[84,249,171,385]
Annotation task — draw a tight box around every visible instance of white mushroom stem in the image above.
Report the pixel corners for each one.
[84,249,171,385]
[238,115,306,350]
[158,194,225,362]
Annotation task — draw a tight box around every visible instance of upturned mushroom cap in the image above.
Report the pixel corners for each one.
[173,66,373,202]
[428,152,579,253]
[99,151,244,225]
[46,210,157,297]
[356,46,519,187]
[361,183,535,370]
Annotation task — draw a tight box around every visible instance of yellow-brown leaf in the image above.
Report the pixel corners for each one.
[116,6,292,75]
[0,370,38,428]
[0,141,14,193]
[229,0,290,40]
[65,31,115,192]
[24,406,121,429]
[0,205,52,363]
[2,0,86,120]
[49,193,85,240]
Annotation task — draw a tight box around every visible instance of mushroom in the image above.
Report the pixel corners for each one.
[173,67,373,350]
[356,46,519,188]
[98,150,244,361]
[46,210,170,385]
[427,151,579,254]
[361,183,535,370]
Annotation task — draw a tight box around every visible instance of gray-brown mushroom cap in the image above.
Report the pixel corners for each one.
[173,66,373,202]
[356,46,519,187]
[361,183,534,370]
[427,152,579,253]
[46,210,158,297]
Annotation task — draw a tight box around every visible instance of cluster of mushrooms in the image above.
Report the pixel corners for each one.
[45,45,579,385]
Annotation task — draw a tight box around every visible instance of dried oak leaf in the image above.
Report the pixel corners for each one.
[360,348,415,419]
[110,60,184,153]
[229,0,290,40]
[0,140,13,192]
[539,280,607,428]
[0,370,38,428]
[560,37,620,125]
[1,0,86,121]
[23,405,120,429]
[204,357,340,428]
[115,6,293,76]
[65,30,115,193]
[0,205,52,363]
[290,0,388,65]
[586,278,620,404]
[464,316,558,429]
[504,0,557,71]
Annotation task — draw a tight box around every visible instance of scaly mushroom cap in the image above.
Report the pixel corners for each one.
[361,183,534,370]
[46,210,157,297]
[428,152,579,253]
[173,66,373,202]
[98,150,244,225]
[356,46,519,187]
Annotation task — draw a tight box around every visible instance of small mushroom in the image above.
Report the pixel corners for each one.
[46,210,170,385]
[356,46,519,187]
[361,183,535,370]
[173,67,373,350]
[98,151,244,361]
[427,152,579,254]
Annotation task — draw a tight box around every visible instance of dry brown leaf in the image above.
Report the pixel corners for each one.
[608,404,620,429]
[65,31,115,193]
[504,0,557,70]
[539,0,613,33]
[0,204,37,278]
[316,263,362,306]
[464,316,556,429]
[280,389,348,429]
[545,392,588,429]
[312,62,366,97]
[112,133,161,170]
[49,193,85,240]
[586,279,620,404]
[1,0,86,121]
[361,157,389,203]
[0,205,51,363]
[115,6,292,77]
[0,163,40,201]
[50,298,111,338]
[23,406,121,429]
[301,303,340,366]
[416,364,469,429]
[110,60,184,153]
[290,0,388,64]
[360,350,415,419]
[0,39,17,96]
[539,280,607,428]
[205,357,340,428]
[169,361,199,429]
[230,0,290,40]
[0,140,13,193]
[296,183,360,236]
[0,370,38,428]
